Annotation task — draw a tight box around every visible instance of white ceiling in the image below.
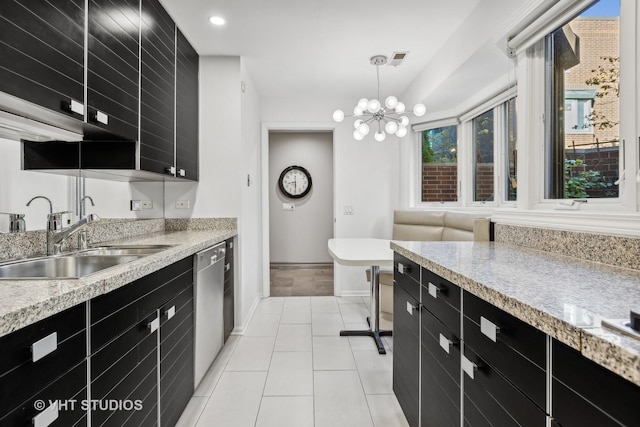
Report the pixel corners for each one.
[159,0,487,102]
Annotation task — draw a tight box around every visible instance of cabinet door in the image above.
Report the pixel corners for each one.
[86,0,139,140]
[393,283,420,427]
[0,1,85,120]
[160,283,194,427]
[140,0,176,176]
[175,29,199,180]
[224,239,234,342]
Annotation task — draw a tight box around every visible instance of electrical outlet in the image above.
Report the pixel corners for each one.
[130,200,141,211]
[343,205,354,215]
[176,200,190,209]
[141,200,153,209]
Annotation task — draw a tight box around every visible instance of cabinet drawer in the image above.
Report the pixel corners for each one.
[0,304,86,412]
[463,346,546,427]
[394,253,420,298]
[421,271,460,333]
[0,359,87,427]
[552,339,640,427]
[421,308,460,386]
[463,315,545,409]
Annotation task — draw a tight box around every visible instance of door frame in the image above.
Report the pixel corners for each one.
[260,122,336,298]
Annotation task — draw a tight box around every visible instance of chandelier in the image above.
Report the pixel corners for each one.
[333,55,426,141]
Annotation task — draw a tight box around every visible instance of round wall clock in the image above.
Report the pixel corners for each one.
[278,165,312,199]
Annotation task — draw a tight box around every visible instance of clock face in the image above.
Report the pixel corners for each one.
[278,166,312,199]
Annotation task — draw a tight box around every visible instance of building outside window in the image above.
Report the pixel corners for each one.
[545,0,620,199]
[421,125,458,202]
[473,110,494,202]
[505,97,517,202]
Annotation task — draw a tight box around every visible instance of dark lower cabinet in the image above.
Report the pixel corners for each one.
[90,256,194,427]
[0,1,85,121]
[552,339,640,427]
[0,303,87,426]
[393,280,420,427]
[224,238,235,342]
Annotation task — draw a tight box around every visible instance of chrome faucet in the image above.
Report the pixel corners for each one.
[27,195,100,255]
[0,212,25,233]
[78,195,96,250]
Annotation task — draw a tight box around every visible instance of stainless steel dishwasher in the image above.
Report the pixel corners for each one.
[194,242,226,388]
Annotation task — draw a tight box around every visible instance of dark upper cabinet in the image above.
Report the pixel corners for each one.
[0,1,85,121]
[86,0,140,141]
[140,0,176,176]
[176,29,199,180]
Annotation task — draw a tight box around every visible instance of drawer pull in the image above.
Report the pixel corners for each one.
[428,282,441,298]
[69,99,84,116]
[148,317,159,333]
[439,333,452,354]
[406,301,418,315]
[480,316,500,342]
[166,306,176,320]
[178,168,186,177]
[397,262,409,274]
[225,262,231,272]
[32,401,58,427]
[462,355,478,379]
[32,332,57,362]
[96,110,109,125]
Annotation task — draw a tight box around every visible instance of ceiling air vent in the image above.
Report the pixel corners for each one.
[388,51,408,67]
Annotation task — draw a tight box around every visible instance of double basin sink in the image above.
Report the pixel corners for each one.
[0,245,174,280]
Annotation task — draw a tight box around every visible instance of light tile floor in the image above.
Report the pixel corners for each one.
[176,296,408,427]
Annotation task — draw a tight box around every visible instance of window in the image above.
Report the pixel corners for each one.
[472,110,494,202]
[420,125,457,202]
[505,97,517,202]
[545,0,620,199]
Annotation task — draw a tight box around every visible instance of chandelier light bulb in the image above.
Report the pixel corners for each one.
[396,126,408,137]
[399,116,409,127]
[385,121,398,134]
[367,99,381,113]
[354,119,363,129]
[413,103,426,117]
[385,96,398,109]
[353,130,364,141]
[332,110,345,122]
[353,107,364,116]
[395,102,406,113]
[357,98,369,110]
[358,122,370,135]
[374,131,386,142]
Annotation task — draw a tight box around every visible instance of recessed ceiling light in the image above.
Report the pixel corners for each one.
[209,16,225,26]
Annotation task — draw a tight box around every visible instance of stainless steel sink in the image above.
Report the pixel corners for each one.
[0,245,174,279]
[0,255,143,279]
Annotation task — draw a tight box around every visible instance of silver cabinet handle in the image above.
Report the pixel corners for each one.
[480,316,500,342]
[165,306,176,320]
[148,317,159,333]
[397,262,409,274]
[439,333,452,354]
[405,301,418,315]
[428,282,441,298]
[178,169,186,177]
[32,332,57,362]
[225,262,231,272]
[166,166,176,175]
[96,110,109,125]
[462,356,478,379]
[69,99,84,116]
[32,401,59,427]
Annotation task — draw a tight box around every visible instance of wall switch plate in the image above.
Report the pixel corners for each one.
[176,200,190,209]
[282,203,295,211]
[343,205,354,215]
[141,200,153,209]
[130,200,141,211]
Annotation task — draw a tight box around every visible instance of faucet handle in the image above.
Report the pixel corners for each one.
[0,212,26,233]
[47,211,71,232]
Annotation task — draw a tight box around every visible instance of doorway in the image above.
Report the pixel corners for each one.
[267,131,334,296]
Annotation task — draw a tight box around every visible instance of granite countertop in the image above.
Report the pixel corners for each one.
[0,229,237,338]
[392,240,640,387]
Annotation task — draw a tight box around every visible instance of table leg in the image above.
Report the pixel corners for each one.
[339,264,392,354]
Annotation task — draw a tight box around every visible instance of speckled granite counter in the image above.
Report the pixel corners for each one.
[0,228,237,338]
[392,240,640,387]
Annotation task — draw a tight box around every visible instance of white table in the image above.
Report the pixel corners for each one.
[328,238,393,354]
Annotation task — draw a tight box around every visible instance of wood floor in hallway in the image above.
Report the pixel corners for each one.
[270,263,334,296]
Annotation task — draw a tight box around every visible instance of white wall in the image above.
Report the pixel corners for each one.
[261,97,400,296]
[268,131,333,263]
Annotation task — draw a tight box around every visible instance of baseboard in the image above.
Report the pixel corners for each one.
[338,290,369,298]
[230,294,261,336]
